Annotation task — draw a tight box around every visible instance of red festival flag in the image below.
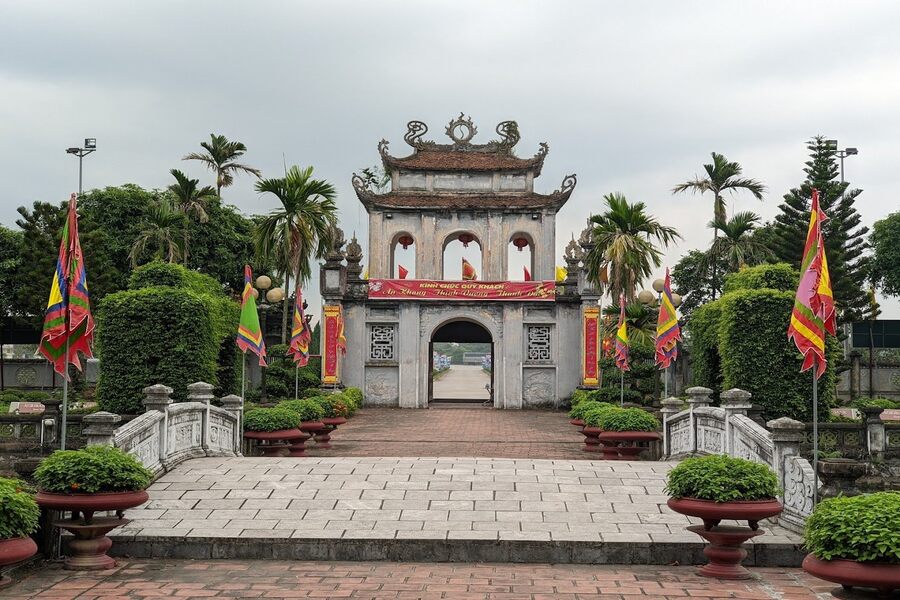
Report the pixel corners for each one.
[289,285,312,366]
[38,194,95,378]
[523,266,532,281]
[398,265,409,280]
[655,268,681,369]
[788,189,835,379]
[236,265,267,366]
[614,294,630,372]
[462,258,477,281]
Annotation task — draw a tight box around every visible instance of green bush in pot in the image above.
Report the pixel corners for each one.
[805,492,900,564]
[596,407,659,432]
[665,455,780,502]
[243,407,302,432]
[33,446,153,494]
[581,403,620,427]
[0,478,39,540]
[276,399,326,423]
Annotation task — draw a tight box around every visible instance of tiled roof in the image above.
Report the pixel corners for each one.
[382,150,544,173]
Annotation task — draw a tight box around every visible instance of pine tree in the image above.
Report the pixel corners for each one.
[772,137,868,321]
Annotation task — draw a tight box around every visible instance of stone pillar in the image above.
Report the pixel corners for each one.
[82,411,122,447]
[862,406,886,461]
[767,416,806,529]
[849,350,861,401]
[221,394,244,456]
[188,382,214,454]
[41,397,62,446]
[660,397,683,458]
[143,384,173,468]
[685,386,712,455]
[720,388,752,456]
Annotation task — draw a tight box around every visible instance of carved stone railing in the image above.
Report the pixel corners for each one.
[661,387,814,533]
[83,382,243,475]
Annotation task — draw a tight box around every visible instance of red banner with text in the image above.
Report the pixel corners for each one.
[322,305,341,385]
[367,279,556,302]
[582,306,600,387]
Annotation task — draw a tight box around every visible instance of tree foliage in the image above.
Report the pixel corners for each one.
[772,137,869,321]
[183,133,261,197]
[671,250,728,323]
[869,211,900,297]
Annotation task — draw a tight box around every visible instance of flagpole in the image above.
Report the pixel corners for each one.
[620,370,624,407]
[60,337,69,450]
[295,364,299,400]
[664,364,669,400]
[812,371,818,505]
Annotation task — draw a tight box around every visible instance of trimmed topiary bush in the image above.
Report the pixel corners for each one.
[0,478,40,539]
[276,399,326,422]
[665,455,780,502]
[97,262,239,413]
[581,403,620,427]
[343,387,363,413]
[805,492,900,563]
[722,263,799,294]
[596,407,659,432]
[34,446,153,494]
[243,407,301,432]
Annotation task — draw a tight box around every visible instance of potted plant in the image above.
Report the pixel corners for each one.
[596,408,660,460]
[34,446,152,570]
[343,387,363,416]
[567,392,597,427]
[243,407,304,457]
[579,403,619,453]
[276,400,326,454]
[802,492,900,595]
[0,478,39,586]
[312,395,351,448]
[665,455,783,579]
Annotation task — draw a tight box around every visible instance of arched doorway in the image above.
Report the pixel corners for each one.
[429,319,493,406]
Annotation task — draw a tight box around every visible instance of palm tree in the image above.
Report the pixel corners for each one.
[703,211,773,274]
[584,193,681,301]
[167,169,217,268]
[129,200,184,266]
[602,301,657,348]
[183,133,261,196]
[672,152,765,298]
[254,165,338,342]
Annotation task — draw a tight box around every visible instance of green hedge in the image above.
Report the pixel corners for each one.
[97,262,239,414]
[722,263,798,294]
[686,263,835,423]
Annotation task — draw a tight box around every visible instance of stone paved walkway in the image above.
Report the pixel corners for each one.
[110,457,800,550]
[432,364,491,400]
[302,408,585,460]
[3,559,837,599]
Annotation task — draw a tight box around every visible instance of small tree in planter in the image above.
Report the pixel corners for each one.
[665,455,782,579]
[243,407,304,457]
[34,446,153,570]
[0,478,40,586]
[802,492,900,595]
[579,403,619,453]
[596,408,660,460]
[277,399,327,453]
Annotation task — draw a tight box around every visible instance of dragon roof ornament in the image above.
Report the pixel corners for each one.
[400,114,526,153]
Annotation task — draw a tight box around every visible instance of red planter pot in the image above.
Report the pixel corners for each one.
[36,490,149,571]
[300,421,327,452]
[243,428,305,457]
[581,426,603,453]
[0,537,38,587]
[317,417,347,449]
[570,418,585,428]
[597,431,661,460]
[802,555,900,596]
[668,497,783,580]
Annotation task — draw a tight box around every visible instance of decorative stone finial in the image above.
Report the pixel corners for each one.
[346,234,363,260]
[685,386,713,408]
[720,388,753,410]
[660,397,684,416]
[143,384,174,413]
[83,411,122,446]
[187,381,214,404]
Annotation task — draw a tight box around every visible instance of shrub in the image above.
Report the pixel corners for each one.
[596,407,659,432]
[243,407,301,432]
[262,345,322,399]
[97,262,239,413]
[570,389,598,407]
[854,397,900,410]
[581,403,620,427]
[276,399,326,422]
[34,446,153,494]
[688,301,724,393]
[313,395,351,419]
[343,387,363,412]
[723,263,799,294]
[0,478,40,539]
[828,413,860,424]
[805,492,900,563]
[665,455,780,502]
[570,400,614,421]
[598,342,657,405]
[300,388,323,399]
[593,387,643,405]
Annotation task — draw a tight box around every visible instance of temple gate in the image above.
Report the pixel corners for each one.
[320,115,601,408]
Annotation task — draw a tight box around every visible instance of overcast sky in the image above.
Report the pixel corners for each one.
[1,0,898,318]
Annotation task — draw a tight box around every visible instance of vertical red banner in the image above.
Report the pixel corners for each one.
[322,304,341,385]
[582,306,600,387]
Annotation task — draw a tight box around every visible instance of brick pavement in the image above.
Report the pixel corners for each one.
[2,559,837,599]
[302,408,587,460]
[107,456,801,561]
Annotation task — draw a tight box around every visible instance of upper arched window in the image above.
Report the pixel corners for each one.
[391,233,416,279]
[508,233,534,281]
[442,232,482,280]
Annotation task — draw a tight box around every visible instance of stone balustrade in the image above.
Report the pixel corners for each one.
[83,382,243,475]
[661,387,813,533]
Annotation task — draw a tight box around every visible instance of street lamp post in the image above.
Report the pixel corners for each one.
[825,140,859,358]
[643,280,682,401]
[252,276,284,405]
[65,138,97,196]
